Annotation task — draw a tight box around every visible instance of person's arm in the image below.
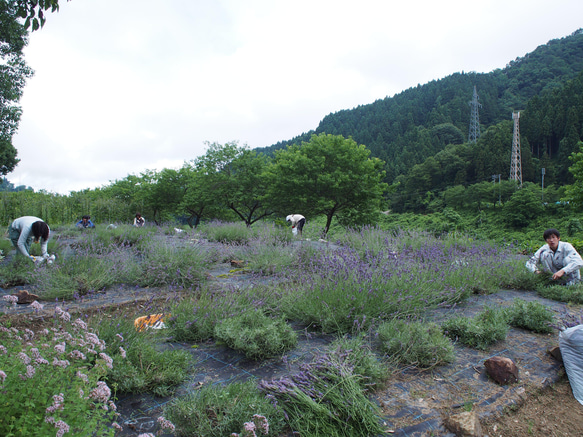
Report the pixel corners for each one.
[40,238,49,257]
[16,229,32,257]
[560,243,583,275]
[88,220,95,228]
[525,246,545,272]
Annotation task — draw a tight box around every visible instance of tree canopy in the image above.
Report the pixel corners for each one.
[267,133,388,235]
[0,0,34,175]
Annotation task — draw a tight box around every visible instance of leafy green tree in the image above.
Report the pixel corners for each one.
[502,183,544,228]
[221,149,273,227]
[267,133,387,235]
[0,0,34,175]
[180,141,268,228]
[140,168,187,225]
[15,0,67,31]
[564,141,583,206]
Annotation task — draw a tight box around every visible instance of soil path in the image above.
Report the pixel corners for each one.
[1,237,580,436]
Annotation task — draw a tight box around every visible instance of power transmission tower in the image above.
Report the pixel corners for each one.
[468,85,481,143]
[509,111,523,187]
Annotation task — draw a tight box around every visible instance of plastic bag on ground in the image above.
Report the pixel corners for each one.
[292,227,298,236]
[559,324,583,405]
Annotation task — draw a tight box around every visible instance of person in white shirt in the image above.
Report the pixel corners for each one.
[133,213,145,227]
[526,228,583,285]
[286,214,306,237]
[8,216,50,262]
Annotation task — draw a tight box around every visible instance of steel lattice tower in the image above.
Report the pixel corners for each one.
[468,85,481,143]
[509,111,523,187]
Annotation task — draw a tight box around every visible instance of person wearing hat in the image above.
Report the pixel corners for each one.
[286,214,306,237]
[8,216,51,262]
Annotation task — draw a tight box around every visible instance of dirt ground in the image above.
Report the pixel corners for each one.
[483,375,583,437]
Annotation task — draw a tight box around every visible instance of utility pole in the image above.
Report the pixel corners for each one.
[509,111,523,188]
[492,174,501,205]
[468,85,481,144]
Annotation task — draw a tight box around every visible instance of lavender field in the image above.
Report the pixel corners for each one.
[1,221,561,437]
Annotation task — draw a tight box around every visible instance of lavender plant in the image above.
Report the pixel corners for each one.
[165,380,287,437]
[377,318,455,368]
[277,231,516,334]
[258,348,385,437]
[0,307,118,436]
[442,306,509,350]
[537,283,583,304]
[95,315,191,396]
[504,298,555,333]
[214,310,298,360]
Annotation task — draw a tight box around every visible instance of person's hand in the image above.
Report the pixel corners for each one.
[29,255,37,262]
[552,269,566,280]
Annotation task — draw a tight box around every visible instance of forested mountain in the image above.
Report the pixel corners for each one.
[256,29,583,184]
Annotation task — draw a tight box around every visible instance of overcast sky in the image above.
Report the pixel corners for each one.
[9,0,583,194]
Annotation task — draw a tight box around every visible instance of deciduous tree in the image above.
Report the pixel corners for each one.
[267,133,387,235]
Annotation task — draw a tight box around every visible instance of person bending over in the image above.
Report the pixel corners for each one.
[286,214,306,237]
[526,228,583,285]
[9,216,50,262]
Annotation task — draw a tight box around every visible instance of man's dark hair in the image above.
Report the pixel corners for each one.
[543,228,560,240]
[31,221,49,241]
[82,215,91,220]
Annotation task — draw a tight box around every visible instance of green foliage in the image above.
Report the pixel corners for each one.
[267,133,388,235]
[329,335,390,390]
[502,183,545,228]
[214,310,298,360]
[0,314,117,436]
[96,316,191,397]
[0,0,33,175]
[442,307,509,350]
[377,318,455,368]
[0,254,34,287]
[504,298,555,333]
[201,220,253,244]
[537,283,583,304]
[165,380,287,437]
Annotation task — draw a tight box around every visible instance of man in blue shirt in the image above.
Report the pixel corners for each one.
[76,215,96,229]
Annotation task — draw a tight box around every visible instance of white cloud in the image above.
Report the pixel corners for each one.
[9,0,583,193]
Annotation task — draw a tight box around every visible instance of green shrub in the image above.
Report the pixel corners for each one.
[165,380,286,437]
[504,298,555,333]
[442,307,509,350]
[214,310,298,360]
[377,318,455,368]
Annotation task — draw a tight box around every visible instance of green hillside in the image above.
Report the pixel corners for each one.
[257,29,583,184]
